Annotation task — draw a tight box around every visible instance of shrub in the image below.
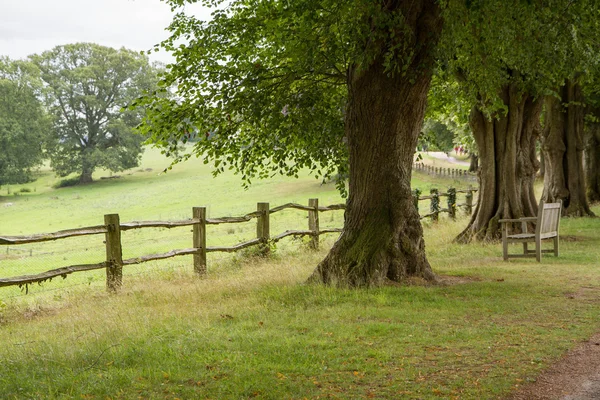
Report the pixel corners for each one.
[19,187,31,193]
[52,177,80,189]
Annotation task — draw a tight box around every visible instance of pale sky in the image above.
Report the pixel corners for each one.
[0,0,211,64]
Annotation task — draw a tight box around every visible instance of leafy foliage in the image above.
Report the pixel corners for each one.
[439,0,600,112]
[0,58,51,185]
[32,43,160,183]
[139,0,600,193]
[138,0,424,192]
[418,119,454,153]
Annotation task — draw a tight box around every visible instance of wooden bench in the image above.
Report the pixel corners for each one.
[499,201,562,262]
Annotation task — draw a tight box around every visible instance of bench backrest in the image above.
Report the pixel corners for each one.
[536,200,562,236]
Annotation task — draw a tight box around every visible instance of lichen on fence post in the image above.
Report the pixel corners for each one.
[104,214,123,293]
[308,198,319,249]
[465,185,474,215]
[447,187,456,220]
[430,189,440,222]
[257,202,270,254]
[193,207,207,275]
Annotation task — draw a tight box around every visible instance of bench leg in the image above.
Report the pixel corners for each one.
[502,226,508,261]
[536,236,542,262]
[523,242,528,255]
[554,236,559,257]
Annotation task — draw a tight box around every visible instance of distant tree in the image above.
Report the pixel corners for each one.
[0,57,50,186]
[419,120,454,153]
[31,43,159,184]
[426,73,477,167]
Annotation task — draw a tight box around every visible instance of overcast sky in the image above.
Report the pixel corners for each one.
[0,0,211,64]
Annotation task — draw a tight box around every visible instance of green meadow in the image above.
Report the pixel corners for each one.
[1,148,599,399]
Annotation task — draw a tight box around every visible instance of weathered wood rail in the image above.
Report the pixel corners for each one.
[413,162,476,180]
[413,186,478,222]
[0,200,344,292]
[0,190,476,293]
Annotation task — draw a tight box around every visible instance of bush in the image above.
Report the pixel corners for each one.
[19,187,31,193]
[52,177,80,189]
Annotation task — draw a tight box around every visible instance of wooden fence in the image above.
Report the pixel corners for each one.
[413,162,476,180]
[414,186,477,222]
[0,200,344,292]
[0,189,477,293]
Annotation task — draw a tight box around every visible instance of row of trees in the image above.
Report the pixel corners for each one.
[0,43,159,186]
[136,0,600,287]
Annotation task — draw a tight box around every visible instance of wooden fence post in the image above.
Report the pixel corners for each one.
[193,207,207,275]
[447,187,456,220]
[308,198,319,249]
[430,189,440,222]
[465,185,474,215]
[257,202,270,254]
[104,214,123,293]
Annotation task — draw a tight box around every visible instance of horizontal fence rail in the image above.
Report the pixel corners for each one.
[0,190,476,293]
[413,162,476,180]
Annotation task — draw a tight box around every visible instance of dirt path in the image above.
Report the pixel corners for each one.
[508,332,600,399]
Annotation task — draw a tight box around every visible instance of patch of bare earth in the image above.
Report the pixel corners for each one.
[508,286,600,400]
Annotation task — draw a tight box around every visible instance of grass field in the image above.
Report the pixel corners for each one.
[0,147,467,298]
[1,148,599,399]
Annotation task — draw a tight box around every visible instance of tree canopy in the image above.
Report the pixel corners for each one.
[0,57,50,186]
[32,43,160,184]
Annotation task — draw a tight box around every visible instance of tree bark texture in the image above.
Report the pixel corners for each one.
[541,81,594,216]
[468,154,479,173]
[309,0,442,287]
[584,108,600,203]
[457,85,542,242]
[79,164,94,184]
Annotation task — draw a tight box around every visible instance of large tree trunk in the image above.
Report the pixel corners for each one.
[584,108,600,203]
[309,1,441,287]
[541,81,594,216]
[457,85,543,242]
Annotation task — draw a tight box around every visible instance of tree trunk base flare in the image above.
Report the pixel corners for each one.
[79,171,93,184]
[308,196,437,287]
[542,81,594,217]
[308,0,441,287]
[457,84,542,243]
